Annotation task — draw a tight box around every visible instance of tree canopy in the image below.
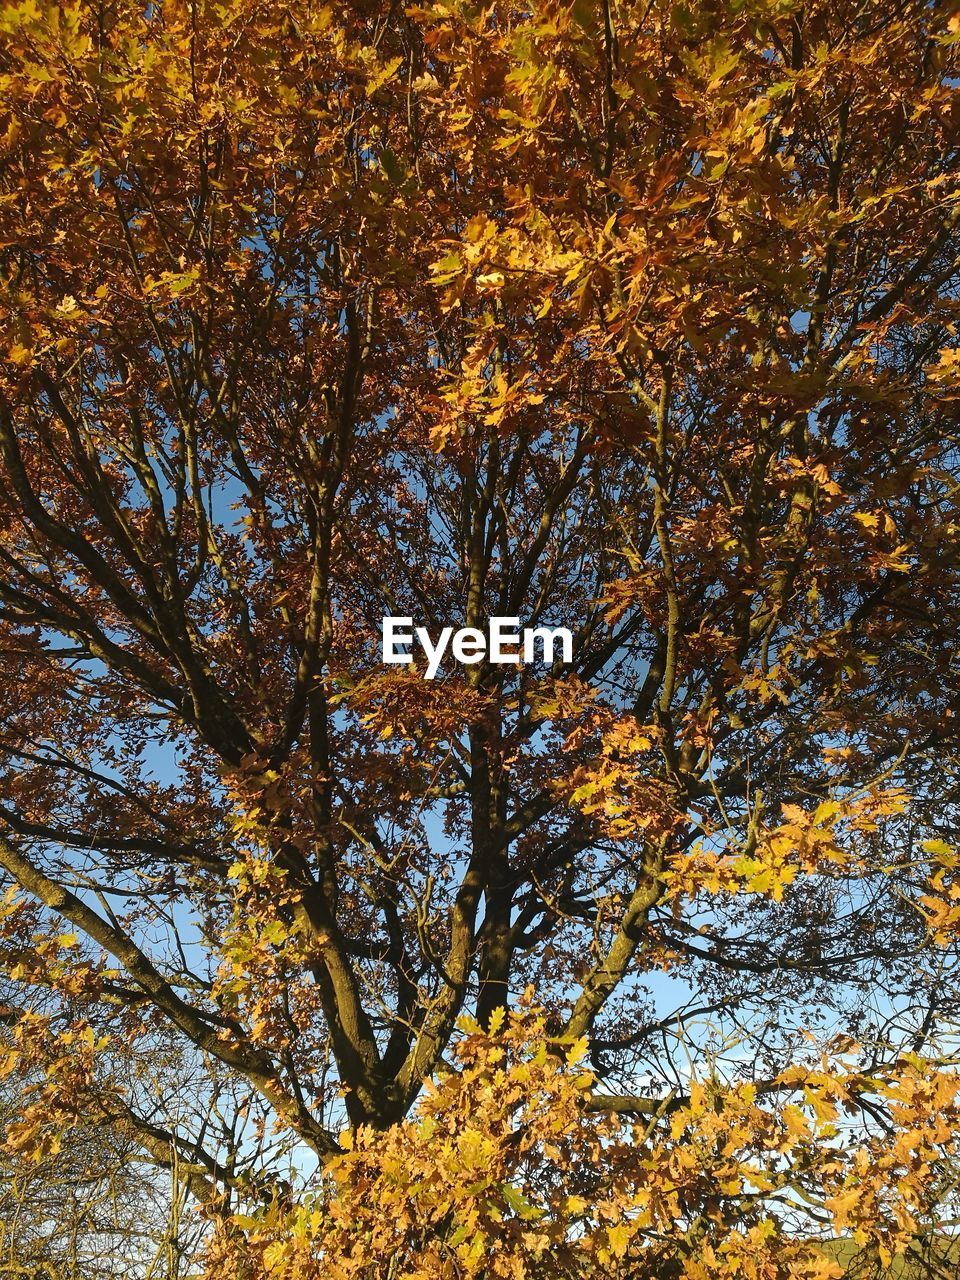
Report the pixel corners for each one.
[1,0,960,1275]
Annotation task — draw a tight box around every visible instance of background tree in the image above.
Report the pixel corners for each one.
[0,1102,205,1280]
[0,997,257,1278]
[1,0,960,1274]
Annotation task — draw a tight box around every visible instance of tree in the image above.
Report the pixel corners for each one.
[0,1093,205,1280]
[1,0,960,1273]
[0,995,251,1278]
